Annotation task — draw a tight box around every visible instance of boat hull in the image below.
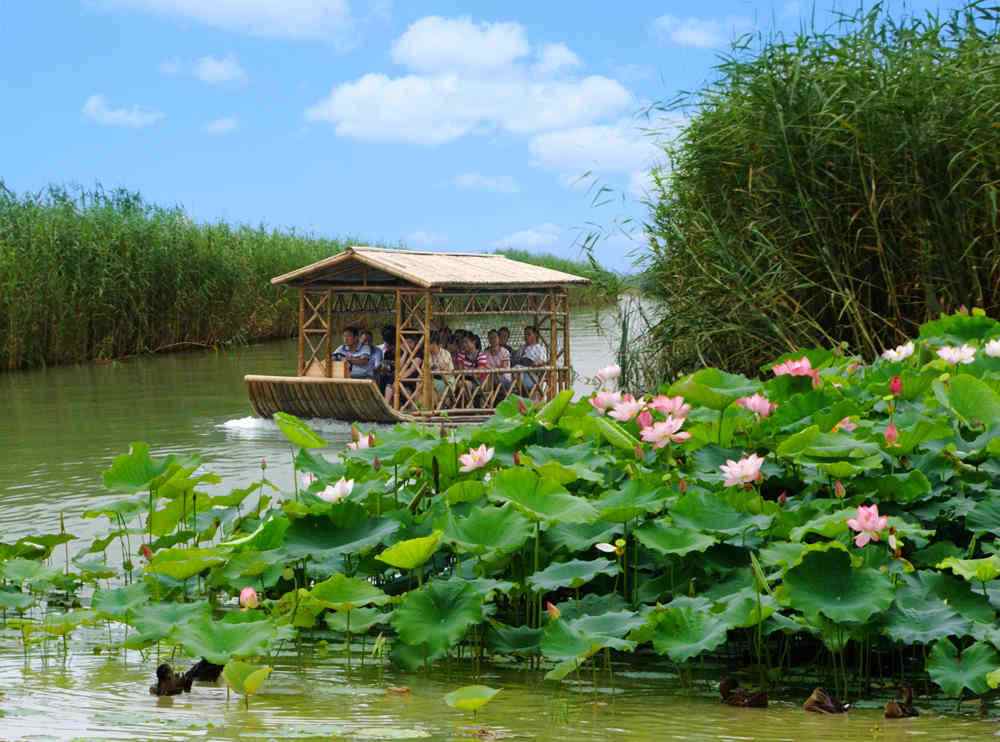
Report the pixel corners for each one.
[245,375,407,423]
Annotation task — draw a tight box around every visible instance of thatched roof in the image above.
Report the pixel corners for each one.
[271,246,591,290]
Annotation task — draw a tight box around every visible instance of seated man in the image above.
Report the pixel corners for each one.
[516,325,548,394]
[361,330,383,381]
[333,326,372,379]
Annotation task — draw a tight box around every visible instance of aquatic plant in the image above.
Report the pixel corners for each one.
[7,309,1000,706]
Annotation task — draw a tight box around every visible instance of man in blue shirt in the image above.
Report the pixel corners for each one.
[333,326,372,379]
[361,330,383,380]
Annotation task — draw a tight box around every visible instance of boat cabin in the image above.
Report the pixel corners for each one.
[245,247,589,424]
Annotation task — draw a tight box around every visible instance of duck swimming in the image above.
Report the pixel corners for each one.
[884,686,918,719]
[149,664,194,696]
[719,677,768,708]
[184,658,224,683]
[803,687,849,714]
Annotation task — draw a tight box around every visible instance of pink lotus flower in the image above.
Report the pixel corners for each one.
[640,417,691,448]
[319,477,354,503]
[239,586,259,610]
[847,504,888,548]
[649,395,691,418]
[609,395,645,422]
[985,339,1000,358]
[884,420,899,447]
[833,417,857,433]
[459,444,495,473]
[596,364,621,386]
[589,390,623,412]
[720,453,765,487]
[882,342,915,362]
[637,409,654,430]
[736,393,776,418]
[937,345,976,365]
[889,375,903,396]
[772,357,820,387]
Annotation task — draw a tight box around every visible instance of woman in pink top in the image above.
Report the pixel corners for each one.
[485,329,512,394]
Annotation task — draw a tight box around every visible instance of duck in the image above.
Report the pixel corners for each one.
[184,658,224,683]
[149,664,194,696]
[884,686,918,719]
[719,677,768,708]
[803,687,849,714]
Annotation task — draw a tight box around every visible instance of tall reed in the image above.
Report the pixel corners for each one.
[494,248,624,304]
[0,184,354,370]
[644,2,1000,376]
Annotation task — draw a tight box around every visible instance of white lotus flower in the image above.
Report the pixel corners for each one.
[882,341,914,362]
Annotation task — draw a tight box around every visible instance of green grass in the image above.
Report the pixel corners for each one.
[493,248,624,304]
[643,2,1000,376]
[0,183,353,370]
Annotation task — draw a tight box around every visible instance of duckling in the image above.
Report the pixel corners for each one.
[184,658,224,683]
[884,686,918,719]
[803,687,849,714]
[149,663,193,696]
[719,677,768,708]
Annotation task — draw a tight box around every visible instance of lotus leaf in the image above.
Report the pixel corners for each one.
[443,503,532,558]
[490,468,597,524]
[668,368,760,410]
[486,622,542,656]
[926,639,999,696]
[946,375,1000,428]
[670,492,772,536]
[1,558,59,587]
[883,573,973,644]
[102,442,178,491]
[590,416,641,451]
[919,571,995,624]
[443,685,500,713]
[14,533,75,559]
[281,510,399,560]
[966,495,1000,534]
[541,616,634,662]
[223,660,272,701]
[126,600,211,646]
[42,610,95,637]
[443,481,486,504]
[544,522,621,554]
[644,602,730,662]
[919,312,999,342]
[274,588,327,629]
[0,589,33,611]
[555,593,628,620]
[567,610,645,640]
[145,547,228,580]
[92,582,150,619]
[634,521,716,556]
[274,412,327,448]
[937,556,1000,584]
[377,531,442,570]
[173,616,278,664]
[782,548,893,623]
[524,443,606,484]
[83,495,147,521]
[325,607,386,633]
[527,558,617,592]
[392,580,483,657]
[596,481,671,522]
[311,574,389,611]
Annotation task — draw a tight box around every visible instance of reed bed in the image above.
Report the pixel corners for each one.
[494,247,624,303]
[644,2,1000,376]
[0,184,353,370]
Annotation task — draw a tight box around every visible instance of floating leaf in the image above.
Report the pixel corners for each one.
[443,685,500,713]
[223,660,272,700]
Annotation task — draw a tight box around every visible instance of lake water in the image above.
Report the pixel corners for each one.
[1,307,997,740]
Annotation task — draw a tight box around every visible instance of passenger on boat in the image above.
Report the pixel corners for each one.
[333,326,372,379]
[377,325,396,397]
[485,329,512,394]
[498,326,513,354]
[428,331,454,402]
[361,330,383,380]
[516,325,548,393]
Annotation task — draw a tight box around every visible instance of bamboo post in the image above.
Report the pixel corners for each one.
[422,290,433,411]
[297,288,305,376]
[325,289,333,378]
[393,290,402,410]
[548,289,558,400]
[562,289,571,393]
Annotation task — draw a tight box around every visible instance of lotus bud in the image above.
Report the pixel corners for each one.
[368,433,376,448]
[637,409,654,430]
[777,491,788,506]
[139,543,153,561]
[239,586,259,610]
[834,480,846,499]
[260,457,267,471]
[373,456,382,471]
[545,602,560,620]
[518,398,529,416]
[351,425,360,443]
[513,450,522,466]
[884,420,899,447]
[890,375,903,397]
[678,479,688,494]
[634,445,644,461]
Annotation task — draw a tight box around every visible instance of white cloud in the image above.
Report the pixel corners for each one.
[653,14,752,49]
[82,95,165,128]
[533,43,581,76]
[194,54,247,84]
[205,116,239,135]
[391,16,529,72]
[453,173,519,193]
[493,223,561,250]
[100,0,354,44]
[407,230,447,247]
[306,16,629,145]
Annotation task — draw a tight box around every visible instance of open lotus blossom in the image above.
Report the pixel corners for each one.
[736,393,776,418]
[595,364,621,386]
[720,453,765,488]
[649,395,691,418]
[589,390,623,412]
[882,341,915,362]
[640,417,691,448]
[937,344,976,365]
[637,409,654,430]
[985,339,1000,358]
[884,420,899,447]
[889,375,903,396]
[239,586,259,610]
[771,357,821,387]
[609,395,645,422]
[545,602,561,620]
[847,504,888,548]
[832,416,858,433]
[459,444,495,473]
[319,477,354,503]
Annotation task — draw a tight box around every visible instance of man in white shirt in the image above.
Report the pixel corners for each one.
[332,326,372,379]
[516,325,548,393]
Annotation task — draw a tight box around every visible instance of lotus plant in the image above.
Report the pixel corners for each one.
[882,341,915,362]
[847,504,888,548]
[833,416,857,433]
[595,364,621,387]
[239,586,259,610]
[736,393,776,418]
[589,390,622,412]
[771,357,820,387]
[640,417,691,448]
[649,395,691,418]
[636,409,654,430]
[937,345,976,365]
[459,444,494,473]
[889,375,903,396]
[986,339,1000,358]
[609,395,645,422]
[720,453,765,488]
[319,477,354,503]
[884,420,899,447]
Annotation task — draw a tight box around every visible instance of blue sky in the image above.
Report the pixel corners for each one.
[0,1,967,271]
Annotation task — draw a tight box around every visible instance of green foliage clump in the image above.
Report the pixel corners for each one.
[494,248,623,304]
[644,3,1000,376]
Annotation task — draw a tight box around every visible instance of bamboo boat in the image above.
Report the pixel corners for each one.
[245,246,589,424]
